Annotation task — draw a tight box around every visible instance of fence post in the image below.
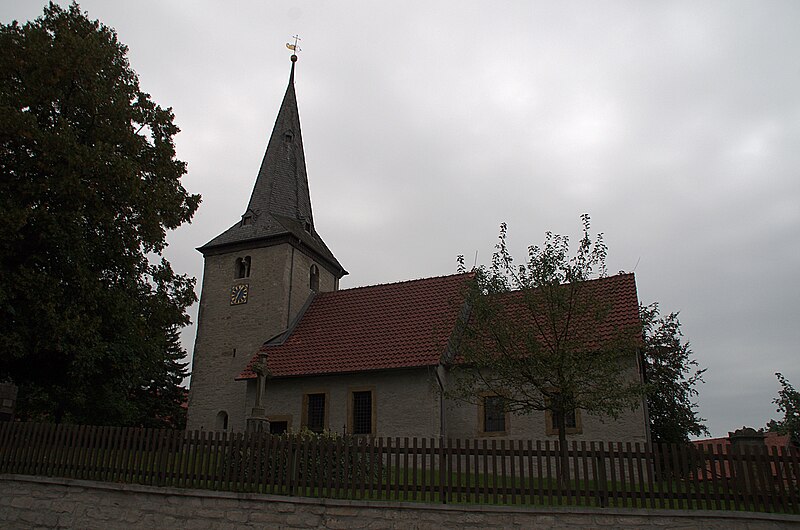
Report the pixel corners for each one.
[438,437,446,504]
[288,435,296,496]
[595,442,608,507]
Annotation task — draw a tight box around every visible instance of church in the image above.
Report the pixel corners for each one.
[186,55,649,444]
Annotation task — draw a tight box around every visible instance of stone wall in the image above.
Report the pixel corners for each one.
[188,242,338,433]
[442,366,649,443]
[1,475,797,529]
[247,364,648,443]
[247,367,442,438]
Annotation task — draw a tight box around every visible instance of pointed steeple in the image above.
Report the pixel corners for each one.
[245,54,313,225]
[200,55,345,277]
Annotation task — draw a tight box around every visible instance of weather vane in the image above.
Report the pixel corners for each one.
[286,35,302,54]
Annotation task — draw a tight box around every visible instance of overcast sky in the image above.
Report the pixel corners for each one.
[4,1,799,438]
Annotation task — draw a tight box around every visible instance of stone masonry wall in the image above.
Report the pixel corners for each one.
[442,362,649,443]
[1,475,797,529]
[188,242,337,433]
[246,367,442,438]
[246,365,648,442]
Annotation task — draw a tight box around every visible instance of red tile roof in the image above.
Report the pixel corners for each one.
[693,431,793,453]
[495,273,641,353]
[238,272,641,380]
[238,273,470,379]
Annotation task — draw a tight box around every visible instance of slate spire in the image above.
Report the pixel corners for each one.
[245,54,312,225]
[199,55,345,276]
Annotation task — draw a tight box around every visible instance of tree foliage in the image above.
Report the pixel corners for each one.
[450,215,644,456]
[0,3,199,426]
[639,303,708,444]
[767,373,799,447]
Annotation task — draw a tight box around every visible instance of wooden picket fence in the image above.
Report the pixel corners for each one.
[0,422,798,514]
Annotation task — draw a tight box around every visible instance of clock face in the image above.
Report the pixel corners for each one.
[230,283,249,305]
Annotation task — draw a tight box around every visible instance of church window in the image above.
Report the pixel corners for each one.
[235,256,251,279]
[284,131,294,142]
[310,264,319,292]
[349,389,374,435]
[242,215,252,226]
[303,392,327,433]
[270,421,288,435]
[480,395,507,435]
[545,393,582,435]
[215,411,229,431]
[266,415,292,435]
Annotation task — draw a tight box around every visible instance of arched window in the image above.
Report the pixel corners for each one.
[310,264,319,292]
[235,256,251,279]
[215,411,229,431]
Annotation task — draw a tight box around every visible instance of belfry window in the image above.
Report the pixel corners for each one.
[284,131,294,143]
[235,256,251,279]
[309,264,319,292]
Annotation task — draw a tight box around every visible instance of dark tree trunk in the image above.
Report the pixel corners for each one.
[556,405,569,489]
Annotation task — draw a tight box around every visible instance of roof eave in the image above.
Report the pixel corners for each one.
[237,363,439,382]
[197,233,348,278]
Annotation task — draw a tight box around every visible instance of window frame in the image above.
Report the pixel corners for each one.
[347,386,376,436]
[545,403,582,436]
[301,390,329,433]
[478,392,509,436]
[267,414,293,434]
[234,256,251,279]
[309,264,320,292]
[215,410,229,431]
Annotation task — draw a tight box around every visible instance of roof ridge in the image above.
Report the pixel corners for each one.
[326,272,471,294]
[321,271,632,298]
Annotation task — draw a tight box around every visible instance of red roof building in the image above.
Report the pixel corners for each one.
[692,429,795,482]
[186,55,649,443]
[239,272,641,381]
[233,271,648,442]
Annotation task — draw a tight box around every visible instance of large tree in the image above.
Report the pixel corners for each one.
[450,216,644,481]
[639,303,708,444]
[0,3,199,426]
[767,373,799,447]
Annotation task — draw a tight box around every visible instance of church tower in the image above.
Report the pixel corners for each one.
[187,55,346,432]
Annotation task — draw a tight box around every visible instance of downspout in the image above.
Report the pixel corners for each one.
[638,347,652,446]
[434,364,446,440]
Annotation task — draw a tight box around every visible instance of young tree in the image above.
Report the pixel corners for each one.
[450,215,644,483]
[767,373,799,447]
[0,3,199,426]
[639,304,708,443]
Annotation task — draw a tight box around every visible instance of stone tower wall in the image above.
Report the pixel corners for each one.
[187,242,338,432]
